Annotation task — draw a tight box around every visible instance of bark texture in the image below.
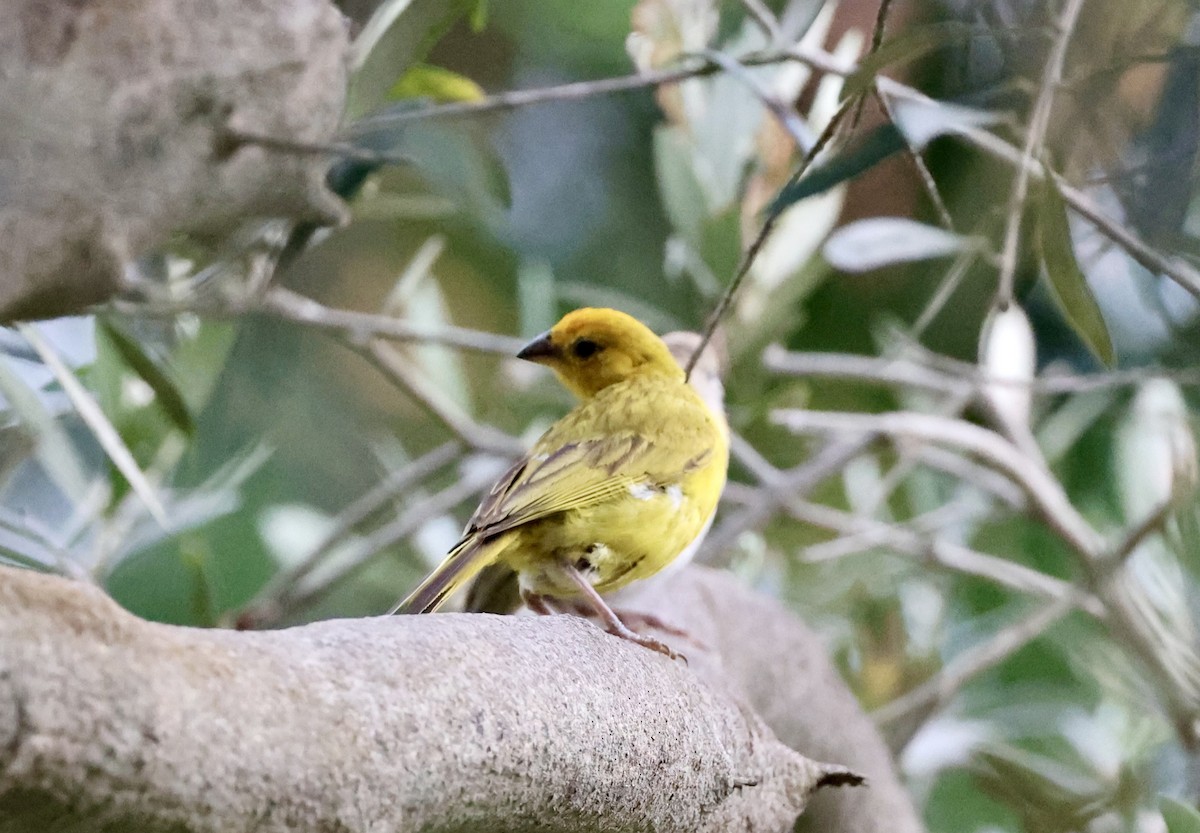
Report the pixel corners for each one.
[0,0,350,320]
[624,567,927,833]
[0,566,861,833]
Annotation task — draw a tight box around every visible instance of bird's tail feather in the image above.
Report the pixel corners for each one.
[389,535,508,615]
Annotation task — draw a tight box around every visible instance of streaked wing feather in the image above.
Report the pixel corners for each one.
[463,388,713,538]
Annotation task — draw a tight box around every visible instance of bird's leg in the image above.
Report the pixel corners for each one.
[556,561,682,660]
[552,599,700,648]
[520,589,558,617]
[610,609,696,641]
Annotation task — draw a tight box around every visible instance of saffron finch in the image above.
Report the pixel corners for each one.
[464,328,728,616]
[391,308,729,657]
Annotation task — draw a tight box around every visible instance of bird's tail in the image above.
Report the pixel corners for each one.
[389,534,509,615]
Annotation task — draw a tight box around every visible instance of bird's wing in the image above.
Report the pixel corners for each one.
[464,392,716,538]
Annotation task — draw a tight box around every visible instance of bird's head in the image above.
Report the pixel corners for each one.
[517,308,682,399]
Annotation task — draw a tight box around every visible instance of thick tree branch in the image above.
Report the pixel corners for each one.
[0,0,349,320]
[0,565,863,833]
[621,567,926,833]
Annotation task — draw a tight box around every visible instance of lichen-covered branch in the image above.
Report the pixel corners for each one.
[0,565,864,833]
[0,0,349,320]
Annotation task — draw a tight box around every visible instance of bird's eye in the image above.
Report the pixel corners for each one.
[572,339,601,359]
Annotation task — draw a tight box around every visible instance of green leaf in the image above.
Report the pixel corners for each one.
[841,21,976,100]
[98,319,195,436]
[348,0,479,118]
[388,64,485,103]
[1036,178,1117,367]
[468,0,488,32]
[0,355,89,501]
[769,124,906,217]
[1163,797,1200,833]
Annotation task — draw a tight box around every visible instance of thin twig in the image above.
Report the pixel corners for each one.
[787,498,1103,617]
[995,0,1087,308]
[1106,499,1175,567]
[871,86,954,230]
[702,435,874,558]
[738,0,784,45]
[360,341,525,457]
[281,470,498,616]
[762,345,971,396]
[349,49,849,135]
[221,129,415,167]
[764,343,1200,394]
[850,0,896,129]
[687,94,858,377]
[912,242,980,338]
[771,409,1104,556]
[19,325,168,527]
[237,441,462,622]
[261,287,528,356]
[772,406,1200,743]
[917,445,1026,509]
[700,49,815,153]
[874,596,1078,730]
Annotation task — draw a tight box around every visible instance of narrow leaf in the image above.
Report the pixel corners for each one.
[388,64,485,103]
[823,218,971,273]
[881,81,1003,150]
[841,21,975,100]
[1037,178,1116,367]
[0,355,89,501]
[468,0,488,32]
[20,324,168,527]
[99,319,195,436]
[769,124,906,217]
[348,0,477,118]
[1162,797,1200,833]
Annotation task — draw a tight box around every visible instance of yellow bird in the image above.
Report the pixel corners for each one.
[464,329,728,616]
[391,308,729,657]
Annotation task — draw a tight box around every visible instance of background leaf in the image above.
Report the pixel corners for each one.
[1163,797,1200,833]
[823,218,972,273]
[1037,179,1117,367]
[99,319,195,437]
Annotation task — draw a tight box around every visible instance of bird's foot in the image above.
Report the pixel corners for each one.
[606,625,685,662]
[613,609,694,640]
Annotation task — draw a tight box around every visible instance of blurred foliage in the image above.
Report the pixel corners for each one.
[5,0,1200,830]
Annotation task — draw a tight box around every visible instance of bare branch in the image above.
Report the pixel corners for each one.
[874,596,1077,733]
[700,49,815,152]
[771,409,1104,556]
[359,340,524,456]
[688,94,858,376]
[762,344,970,396]
[784,498,1104,618]
[260,469,498,621]
[260,287,528,356]
[702,435,873,558]
[995,0,1087,307]
[19,324,168,527]
[738,0,784,45]
[765,343,1200,395]
[221,128,415,167]
[1106,499,1176,567]
[348,48,850,135]
[773,408,1200,744]
[235,441,462,625]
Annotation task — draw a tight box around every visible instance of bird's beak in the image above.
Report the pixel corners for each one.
[516,331,558,363]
